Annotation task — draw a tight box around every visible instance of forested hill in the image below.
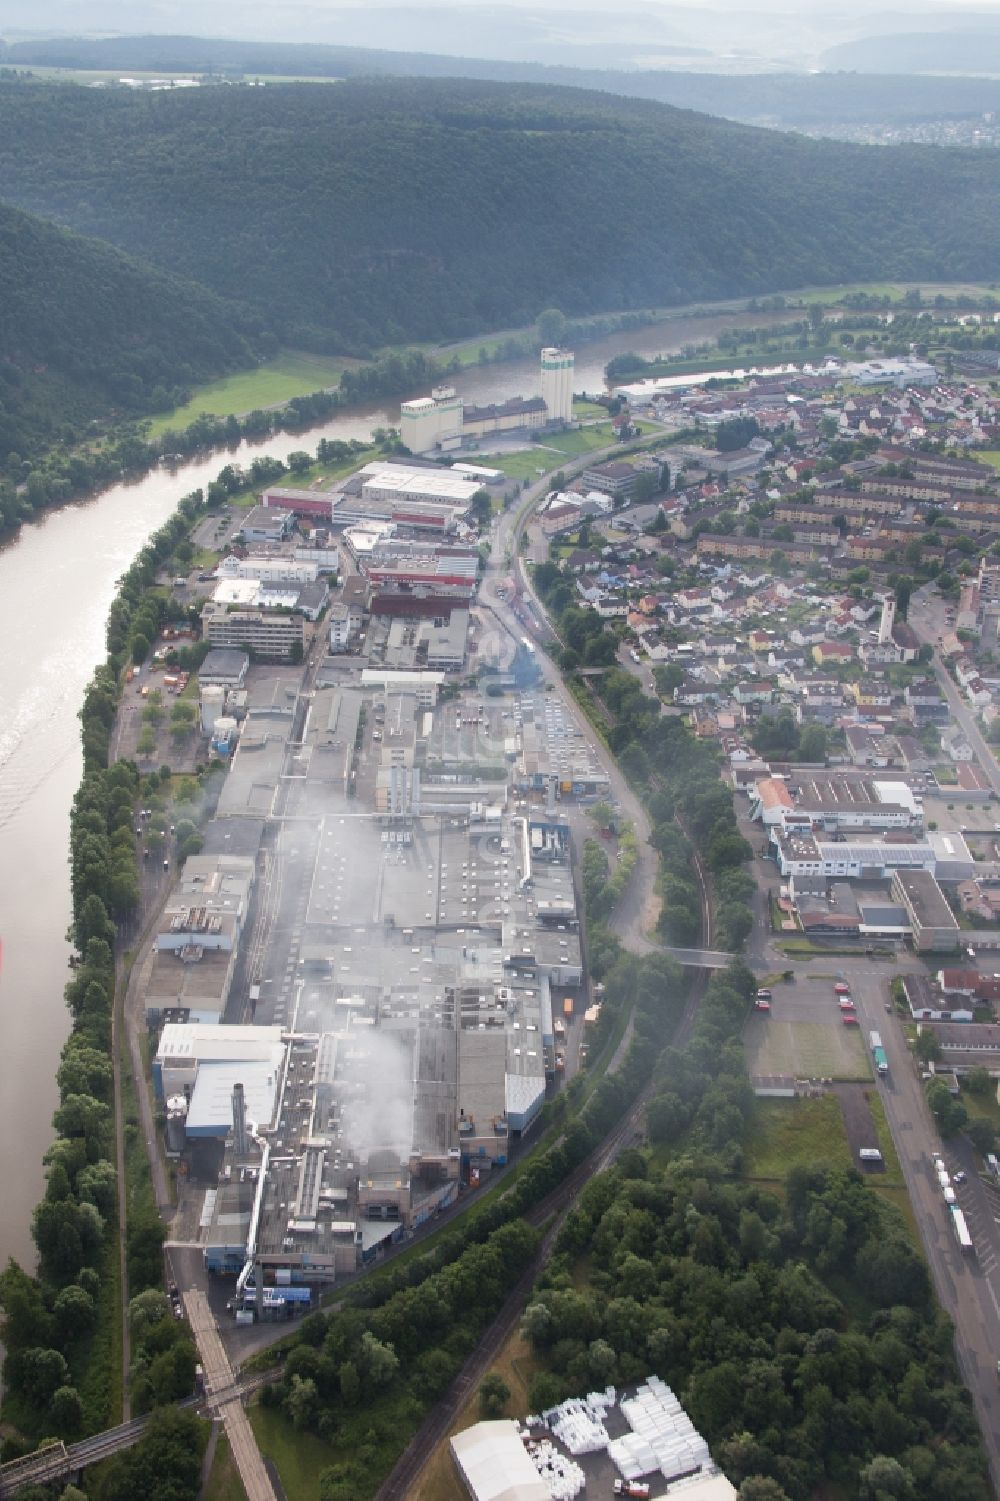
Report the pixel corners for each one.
[7,34,1000,127]
[3,78,1000,355]
[0,198,261,455]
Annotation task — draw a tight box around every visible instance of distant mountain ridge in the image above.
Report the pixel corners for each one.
[6,34,1000,124]
[3,76,1000,358]
[0,196,259,457]
[821,26,1000,74]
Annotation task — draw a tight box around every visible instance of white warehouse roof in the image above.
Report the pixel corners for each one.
[156,1023,284,1065]
[450,1421,549,1501]
[186,1060,281,1136]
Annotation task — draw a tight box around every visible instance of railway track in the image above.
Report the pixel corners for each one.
[0,1369,277,1498]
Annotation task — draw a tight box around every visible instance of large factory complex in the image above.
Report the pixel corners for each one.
[143,584,607,1312]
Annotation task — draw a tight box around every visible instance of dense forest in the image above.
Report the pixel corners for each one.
[0,198,261,456]
[4,78,1000,355]
[7,35,1000,127]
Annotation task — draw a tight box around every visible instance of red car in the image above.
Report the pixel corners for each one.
[835,982,851,995]
[842,1013,859,1026]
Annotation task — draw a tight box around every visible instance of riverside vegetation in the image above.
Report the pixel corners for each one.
[0,492,215,1466]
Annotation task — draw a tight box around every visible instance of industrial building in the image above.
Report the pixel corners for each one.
[201,603,306,661]
[750,774,922,832]
[262,481,470,536]
[142,854,257,1024]
[772,830,973,883]
[890,868,961,952]
[399,349,576,455]
[157,669,591,1304]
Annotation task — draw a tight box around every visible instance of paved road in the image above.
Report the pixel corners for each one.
[835,959,1000,1492]
[183,1289,277,1501]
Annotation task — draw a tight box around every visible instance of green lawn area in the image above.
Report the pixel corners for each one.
[744,1095,854,1180]
[204,1431,248,1501]
[250,1405,336,1501]
[978,451,1000,472]
[488,448,564,483]
[573,399,608,419]
[147,351,353,437]
[538,422,621,456]
[961,1084,1000,1135]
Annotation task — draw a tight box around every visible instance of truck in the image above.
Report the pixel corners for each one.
[563,997,574,1019]
[869,1031,888,1076]
[950,1205,974,1255]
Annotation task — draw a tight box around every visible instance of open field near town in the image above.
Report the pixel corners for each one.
[147,351,354,436]
[744,1094,854,1180]
[745,1016,871,1081]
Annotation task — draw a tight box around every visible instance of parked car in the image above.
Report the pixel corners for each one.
[834,982,851,995]
[842,1014,859,1027]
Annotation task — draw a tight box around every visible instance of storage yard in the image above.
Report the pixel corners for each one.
[450,1378,737,1501]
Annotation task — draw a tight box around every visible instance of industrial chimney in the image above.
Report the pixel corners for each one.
[232,1081,248,1158]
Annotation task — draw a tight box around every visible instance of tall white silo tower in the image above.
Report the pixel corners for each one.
[540,347,575,424]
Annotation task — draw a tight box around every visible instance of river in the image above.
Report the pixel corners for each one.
[0,303,789,1271]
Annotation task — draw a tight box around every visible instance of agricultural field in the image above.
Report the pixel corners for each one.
[147,351,353,437]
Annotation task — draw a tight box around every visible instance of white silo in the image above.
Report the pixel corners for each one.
[540,347,575,424]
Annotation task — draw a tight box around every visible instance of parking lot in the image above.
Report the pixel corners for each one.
[833,1082,885,1170]
[745,971,871,1082]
